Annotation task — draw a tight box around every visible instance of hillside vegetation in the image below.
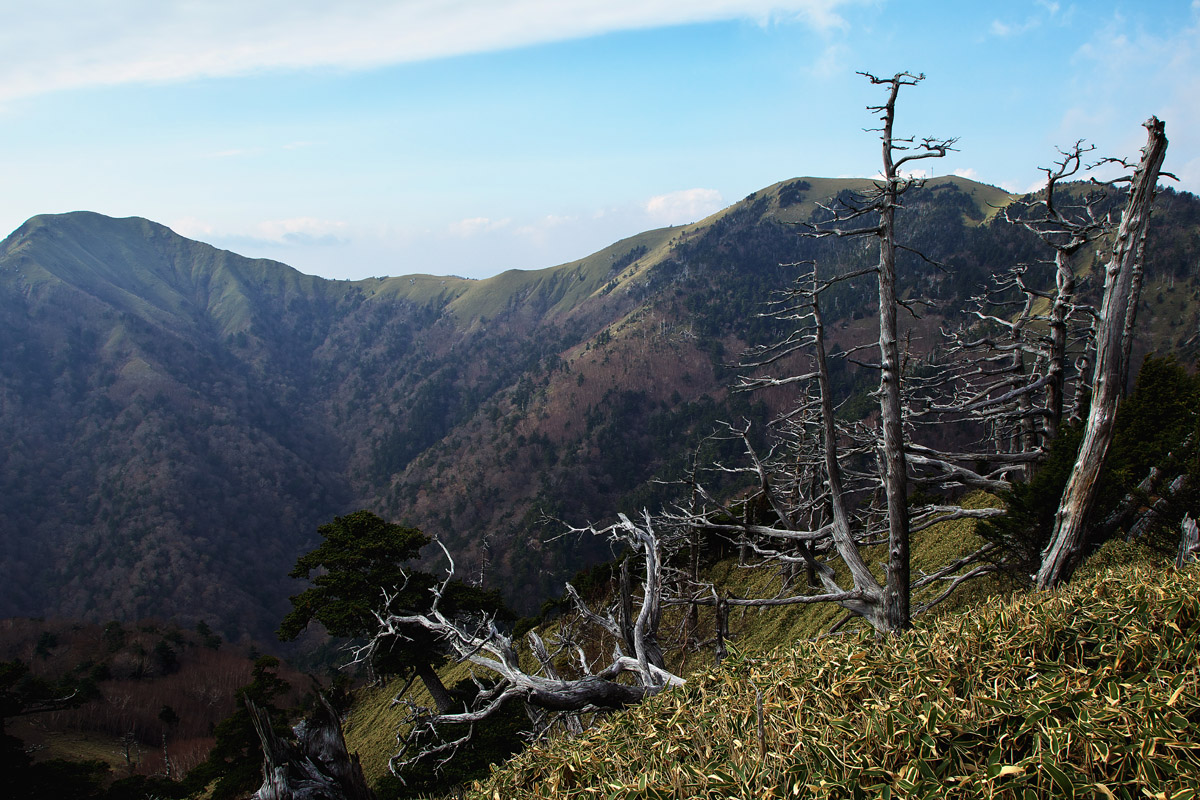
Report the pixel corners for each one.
[0,617,308,779]
[470,552,1200,799]
[341,494,997,793]
[2,178,1198,640]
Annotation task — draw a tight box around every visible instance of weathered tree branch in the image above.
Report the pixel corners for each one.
[1037,117,1169,588]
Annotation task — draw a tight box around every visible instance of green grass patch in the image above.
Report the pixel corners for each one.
[470,557,1200,799]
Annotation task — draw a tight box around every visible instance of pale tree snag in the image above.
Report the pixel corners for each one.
[248,695,376,800]
[365,527,683,777]
[1036,117,1169,589]
[663,72,994,637]
[1031,144,1106,443]
[934,143,1108,483]
[1177,515,1199,568]
[870,71,918,633]
[812,71,955,633]
[671,258,999,635]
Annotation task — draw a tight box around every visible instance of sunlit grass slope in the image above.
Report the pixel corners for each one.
[472,553,1200,799]
[343,496,1001,790]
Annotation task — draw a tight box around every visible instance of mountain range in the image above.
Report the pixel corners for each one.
[2,176,1198,641]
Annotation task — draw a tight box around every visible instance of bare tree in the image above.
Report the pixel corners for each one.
[365,524,683,777]
[923,142,1114,505]
[1036,117,1170,588]
[649,73,1018,639]
[670,259,1000,636]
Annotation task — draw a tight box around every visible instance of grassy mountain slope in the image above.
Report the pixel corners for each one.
[341,495,997,790]
[471,553,1200,799]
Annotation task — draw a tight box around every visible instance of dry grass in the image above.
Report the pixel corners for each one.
[469,556,1200,799]
[343,495,1007,794]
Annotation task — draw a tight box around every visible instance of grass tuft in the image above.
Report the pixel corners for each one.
[468,558,1200,799]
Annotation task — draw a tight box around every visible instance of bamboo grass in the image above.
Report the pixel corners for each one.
[470,557,1200,799]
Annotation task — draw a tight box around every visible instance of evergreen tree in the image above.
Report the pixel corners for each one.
[279,510,508,713]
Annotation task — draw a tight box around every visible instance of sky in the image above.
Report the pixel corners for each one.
[0,1,1196,281]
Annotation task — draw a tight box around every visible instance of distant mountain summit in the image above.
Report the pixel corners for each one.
[2,178,1196,640]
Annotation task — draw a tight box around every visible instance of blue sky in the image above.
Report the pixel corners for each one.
[1,1,1196,280]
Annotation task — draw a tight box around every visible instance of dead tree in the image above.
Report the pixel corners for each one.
[248,695,376,800]
[747,72,968,633]
[934,143,1110,478]
[654,73,1018,638]
[366,525,683,776]
[1177,515,1199,568]
[1015,143,1109,443]
[1036,117,1169,588]
[669,256,1000,636]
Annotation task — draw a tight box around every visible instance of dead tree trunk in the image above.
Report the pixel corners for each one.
[873,75,913,633]
[689,72,972,637]
[249,695,376,800]
[713,596,729,667]
[413,662,453,715]
[1177,515,1199,568]
[370,524,684,775]
[1036,117,1168,589]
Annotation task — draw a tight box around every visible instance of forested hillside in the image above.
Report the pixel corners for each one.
[1,177,1198,638]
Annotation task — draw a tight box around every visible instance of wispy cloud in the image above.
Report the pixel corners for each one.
[514,214,580,244]
[253,217,350,246]
[0,1,860,102]
[179,216,351,249]
[644,188,724,225]
[990,0,1062,38]
[448,216,512,238]
[168,217,216,240]
[1065,7,1200,185]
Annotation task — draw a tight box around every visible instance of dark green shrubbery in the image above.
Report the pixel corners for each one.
[983,354,1200,581]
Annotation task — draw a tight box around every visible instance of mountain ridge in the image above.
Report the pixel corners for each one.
[1,175,1195,637]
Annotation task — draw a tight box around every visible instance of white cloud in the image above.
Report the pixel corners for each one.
[168,216,215,239]
[990,17,1039,37]
[990,0,1064,38]
[252,217,350,246]
[953,168,980,180]
[448,216,511,237]
[1064,9,1200,194]
[0,1,861,102]
[809,41,851,79]
[167,216,351,250]
[514,214,580,244]
[644,188,724,225]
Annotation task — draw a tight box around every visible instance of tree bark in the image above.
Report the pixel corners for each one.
[713,596,729,667]
[1044,247,1075,442]
[1177,515,1199,568]
[249,695,376,800]
[1036,117,1168,589]
[874,76,912,634]
[414,660,454,715]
